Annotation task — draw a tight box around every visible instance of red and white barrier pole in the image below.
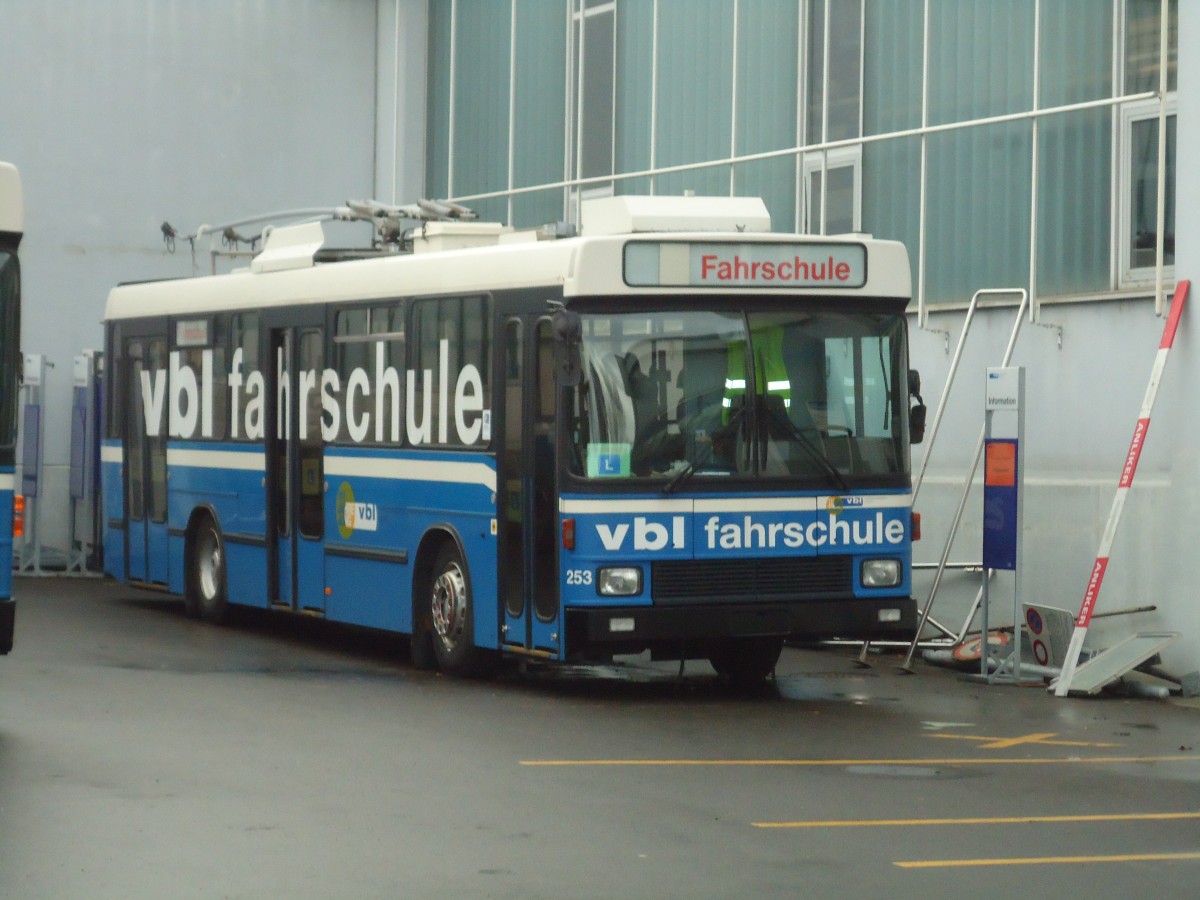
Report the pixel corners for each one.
[1054,280,1190,697]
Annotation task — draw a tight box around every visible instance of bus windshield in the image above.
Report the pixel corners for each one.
[0,250,19,450]
[567,306,909,487]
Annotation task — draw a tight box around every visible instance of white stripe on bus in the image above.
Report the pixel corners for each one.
[115,445,496,491]
[695,497,818,513]
[165,448,266,471]
[0,473,13,490]
[324,456,496,493]
[560,494,910,515]
[559,498,695,515]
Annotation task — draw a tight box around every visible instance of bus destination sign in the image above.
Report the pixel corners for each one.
[624,241,867,289]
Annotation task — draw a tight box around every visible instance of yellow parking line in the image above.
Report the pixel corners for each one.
[929,732,1120,749]
[520,755,1200,767]
[754,812,1200,828]
[896,852,1200,869]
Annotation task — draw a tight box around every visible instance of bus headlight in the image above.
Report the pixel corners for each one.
[861,558,901,588]
[598,567,642,596]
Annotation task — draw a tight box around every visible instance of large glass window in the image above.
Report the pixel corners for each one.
[652,0,734,197]
[1120,0,1177,286]
[806,0,861,143]
[409,296,491,448]
[332,304,405,445]
[426,1,1177,302]
[566,306,908,488]
[733,0,799,230]
[805,2,862,237]
[575,1,614,183]
[804,148,860,236]
[513,0,569,226]
[925,123,1032,304]
[1120,98,1176,285]
[171,317,225,441]
[1125,0,1177,94]
[228,312,261,442]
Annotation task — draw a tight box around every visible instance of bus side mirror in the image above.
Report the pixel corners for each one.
[907,368,922,399]
[908,368,926,444]
[909,402,927,444]
[552,309,583,386]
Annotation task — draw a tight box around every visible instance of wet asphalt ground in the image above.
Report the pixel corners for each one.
[1,574,1197,899]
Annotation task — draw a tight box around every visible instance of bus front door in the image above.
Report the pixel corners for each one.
[501,316,561,658]
[123,334,169,586]
[266,317,326,615]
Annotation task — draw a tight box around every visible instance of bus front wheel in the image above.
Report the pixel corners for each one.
[186,516,229,625]
[708,637,783,686]
[428,543,493,676]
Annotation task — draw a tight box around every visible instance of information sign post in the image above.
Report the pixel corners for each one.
[981,367,1026,683]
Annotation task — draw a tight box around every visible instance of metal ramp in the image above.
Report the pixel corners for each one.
[1050,631,1179,696]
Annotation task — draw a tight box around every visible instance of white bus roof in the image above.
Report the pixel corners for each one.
[105,197,911,321]
[0,162,23,236]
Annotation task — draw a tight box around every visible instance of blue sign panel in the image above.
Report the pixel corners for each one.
[982,439,1018,571]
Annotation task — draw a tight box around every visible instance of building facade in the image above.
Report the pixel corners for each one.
[421,0,1196,674]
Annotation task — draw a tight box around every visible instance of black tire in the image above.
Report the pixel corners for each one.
[709,637,783,686]
[427,542,494,676]
[408,617,438,671]
[186,516,229,625]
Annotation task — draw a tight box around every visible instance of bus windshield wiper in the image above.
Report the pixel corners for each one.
[794,431,849,491]
[662,403,748,494]
[661,460,695,495]
[758,399,849,491]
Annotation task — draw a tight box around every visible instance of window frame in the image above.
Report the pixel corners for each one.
[1116,94,1177,289]
[569,0,616,205]
[802,146,862,236]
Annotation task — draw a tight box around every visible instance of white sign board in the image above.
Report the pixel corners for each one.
[985,366,1021,411]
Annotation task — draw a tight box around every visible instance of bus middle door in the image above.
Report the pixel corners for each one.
[123,331,169,586]
[501,316,560,658]
[266,313,326,615]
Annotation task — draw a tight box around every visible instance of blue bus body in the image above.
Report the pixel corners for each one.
[1,161,23,654]
[102,197,921,680]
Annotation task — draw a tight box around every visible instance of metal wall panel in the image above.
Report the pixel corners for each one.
[0,0,382,553]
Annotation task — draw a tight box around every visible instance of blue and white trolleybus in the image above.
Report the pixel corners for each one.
[101,195,924,682]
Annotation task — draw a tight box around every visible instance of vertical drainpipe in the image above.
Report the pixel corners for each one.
[1029,0,1040,325]
[1153,0,1170,316]
[447,0,457,199]
[917,0,930,329]
[507,0,517,226]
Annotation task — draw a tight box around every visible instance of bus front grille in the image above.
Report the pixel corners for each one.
[651,556,853,603]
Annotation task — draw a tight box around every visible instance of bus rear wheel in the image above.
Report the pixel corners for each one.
[186,516,229,625]
[709,637,783,686]
[428,543,493,676]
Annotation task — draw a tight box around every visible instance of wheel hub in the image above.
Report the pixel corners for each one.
[431,562,468,649]
[197,529,221,600]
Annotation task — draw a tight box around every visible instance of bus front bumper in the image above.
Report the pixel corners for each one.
[565,597,917,655]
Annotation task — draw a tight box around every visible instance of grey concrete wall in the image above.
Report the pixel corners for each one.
[909,282,1200,675]
[900,14,1200,680]
[907,300,1185,669]
[375,0,428,207]
[0,0,431,559]
[1159,0,1200,675]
